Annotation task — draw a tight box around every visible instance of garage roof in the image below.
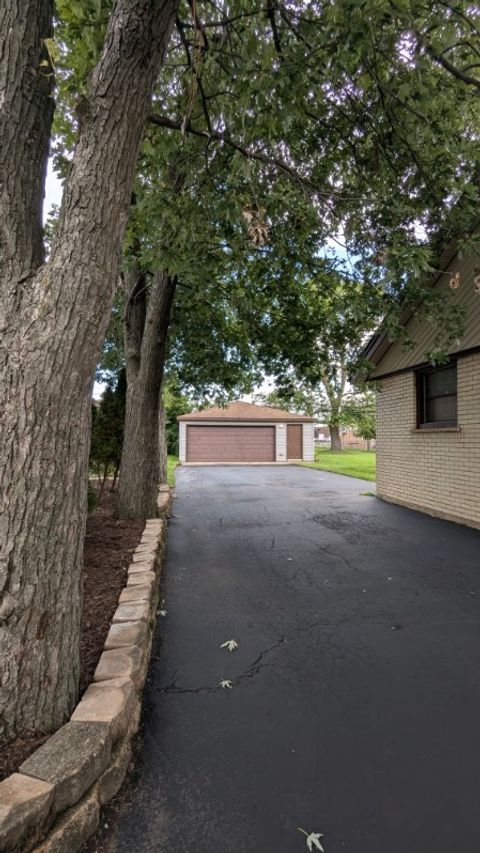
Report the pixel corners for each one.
[178,401,314,422]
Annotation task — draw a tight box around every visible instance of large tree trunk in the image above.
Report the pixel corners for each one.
[118,167,183,516]
[117,271,176,519]
[0,0,177,740]
[0,0,54,285]
[330,424,343,451]
[321,365,347,454]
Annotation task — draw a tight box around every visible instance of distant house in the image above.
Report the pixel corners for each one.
[340,428,375,451]
[314,424,375,450]
[178,401,315,464]
[314,425,331,445]
[365,242,480,529]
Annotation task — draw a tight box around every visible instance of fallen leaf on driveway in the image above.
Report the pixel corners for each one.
[220,639,239,652]
[298,828,325,851]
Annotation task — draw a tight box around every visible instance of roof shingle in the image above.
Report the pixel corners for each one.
[177,401,314,422]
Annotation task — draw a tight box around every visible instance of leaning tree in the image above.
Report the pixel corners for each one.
[0,0,178,739]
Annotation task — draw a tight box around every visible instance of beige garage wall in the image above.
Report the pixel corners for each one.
[179,421,187,462]
[302,423,315,461]
[376,352,480,529]
[276,423,287,461]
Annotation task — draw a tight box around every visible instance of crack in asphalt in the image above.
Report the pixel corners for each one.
[157,637,287,695]
[155,609,408,697]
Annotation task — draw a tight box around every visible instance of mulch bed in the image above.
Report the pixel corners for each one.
[0,485,143,783]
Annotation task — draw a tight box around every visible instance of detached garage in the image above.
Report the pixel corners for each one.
[178,401,315,464]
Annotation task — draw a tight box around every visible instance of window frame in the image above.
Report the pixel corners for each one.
[416,361,458,429]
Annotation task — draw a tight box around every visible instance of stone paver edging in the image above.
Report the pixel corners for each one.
[0,484,172,853]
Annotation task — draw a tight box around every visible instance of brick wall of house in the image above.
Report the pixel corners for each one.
[376,352,480,529]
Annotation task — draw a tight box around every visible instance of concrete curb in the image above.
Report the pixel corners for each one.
[0,484,172,853]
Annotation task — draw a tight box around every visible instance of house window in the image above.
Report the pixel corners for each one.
[416,362,457,428]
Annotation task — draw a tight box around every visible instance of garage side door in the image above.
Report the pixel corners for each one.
[187,425,275,462]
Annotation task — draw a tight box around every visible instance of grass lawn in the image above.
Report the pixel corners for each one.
[301,446,376,481]
[167,455,179,486]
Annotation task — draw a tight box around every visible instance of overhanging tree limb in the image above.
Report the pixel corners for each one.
[149,112,318,191]
[424,41,480,90]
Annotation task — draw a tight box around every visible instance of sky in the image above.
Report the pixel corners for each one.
[44,161,63,221]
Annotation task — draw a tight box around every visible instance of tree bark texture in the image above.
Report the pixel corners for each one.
[0,0,178,739]
[117,270,176,519]
[329,424,343,451]
[322,365,347,453]
[0,0,54,289]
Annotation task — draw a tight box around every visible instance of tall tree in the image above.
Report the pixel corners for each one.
[56,0,480,521]
[118,268,176,518]
[114,0,480,515]
[256,385,376,451]
[0,0,177,739]
[247,270,380,449]
[117,165,185,518]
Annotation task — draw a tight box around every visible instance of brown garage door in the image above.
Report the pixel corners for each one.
[187,425,275,462]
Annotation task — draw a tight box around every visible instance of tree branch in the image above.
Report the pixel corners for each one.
[266,1,283,55]
[148,112,317,191]
[425,40,480,89]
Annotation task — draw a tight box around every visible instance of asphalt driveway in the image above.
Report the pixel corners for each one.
[98,465,480,853]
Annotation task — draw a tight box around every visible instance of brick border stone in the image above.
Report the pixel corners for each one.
[0,484,172,853]
[156,483,172,521]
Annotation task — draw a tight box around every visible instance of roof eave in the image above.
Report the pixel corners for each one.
[362,239,460,372]
[177,415,315,423]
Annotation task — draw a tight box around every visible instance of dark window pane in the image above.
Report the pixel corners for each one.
[427,365,457,398]
[417,361,457,426]
[426,395,457,423]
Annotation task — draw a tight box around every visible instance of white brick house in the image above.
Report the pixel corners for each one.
[365,242,480,530]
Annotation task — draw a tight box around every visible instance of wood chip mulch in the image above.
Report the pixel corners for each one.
[0,486,143,782]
